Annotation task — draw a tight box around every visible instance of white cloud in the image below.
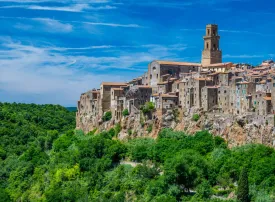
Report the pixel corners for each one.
[0,38,186,105]
[0,0,109,3]
[33,18,73,32]
[0,16,142,29]
[71,20,141,28]
[0,3,116,12]
[0,38,130,106]
[223,54,264,59]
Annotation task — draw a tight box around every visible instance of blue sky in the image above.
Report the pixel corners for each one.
[0,0,275,106]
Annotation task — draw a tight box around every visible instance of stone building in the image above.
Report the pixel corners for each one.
[235,81,255,115]
[99,82,127,116]
[156,94,178,115]
[147,60,201,93]
[252,92,272,116]
[218,86,230,113]
[77,23,275,138]
[111,88,125,121]
[201,86,219,112]
[125,85,152,114]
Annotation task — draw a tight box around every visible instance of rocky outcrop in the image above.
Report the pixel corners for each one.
[77,109,275,148]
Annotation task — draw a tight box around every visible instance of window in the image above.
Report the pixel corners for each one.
[213,44,216,50]
[213,30,216,35]
[157,74,158,78]
[207,29,210,35]
[150,74,152,79]
[206,43,209,49]
[153,66,156,71]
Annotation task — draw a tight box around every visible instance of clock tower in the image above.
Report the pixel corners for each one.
[201,24,222,66]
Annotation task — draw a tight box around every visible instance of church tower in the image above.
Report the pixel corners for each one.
[201,24,222,66]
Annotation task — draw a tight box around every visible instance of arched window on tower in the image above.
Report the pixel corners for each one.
[206,43,209,49]
[213,44,216,50]
[213,30,216,36]
[207,29,210,36]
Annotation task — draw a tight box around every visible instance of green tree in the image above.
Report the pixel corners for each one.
[192,114,200,122]
[122,109,129,116]
[237,167,249,202]
[195,180,213,199]
[102,111,112,122]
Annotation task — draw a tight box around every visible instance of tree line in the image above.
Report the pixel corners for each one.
[0,103,274,201]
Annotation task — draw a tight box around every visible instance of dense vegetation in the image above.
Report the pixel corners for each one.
[1,103,275,201]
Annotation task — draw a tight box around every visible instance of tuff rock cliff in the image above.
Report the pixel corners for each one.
[76,109,275,148]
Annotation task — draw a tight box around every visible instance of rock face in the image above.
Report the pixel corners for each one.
[76,109,275,148]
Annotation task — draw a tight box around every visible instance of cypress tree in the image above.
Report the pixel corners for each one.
[237,167,249,202]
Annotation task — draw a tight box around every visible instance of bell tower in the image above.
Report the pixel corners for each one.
[201,24,222,66]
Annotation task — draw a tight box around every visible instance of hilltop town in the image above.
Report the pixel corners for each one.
[76,24,275,147]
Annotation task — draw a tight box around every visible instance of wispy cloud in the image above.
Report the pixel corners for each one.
[223,54,265,59]
[0,37,186,105]
[0,3,116,12]
[181,28,275,37]
[0,16,142,28]
[0,0,109,3]
[34,18,73,32]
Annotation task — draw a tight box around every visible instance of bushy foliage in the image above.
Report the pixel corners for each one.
[147,124,153,133]
[122,109,129,117]
[141,102,155,114]
[1,102,275,201]
[192,113,200,121]
[102,111,112,122]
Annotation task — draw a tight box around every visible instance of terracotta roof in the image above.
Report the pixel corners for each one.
[202,62,233,68]
[156,60,201,66]
[101,82,127,86]
[161,94,178,98]
[263,97,272,101]
[112,88,123,91]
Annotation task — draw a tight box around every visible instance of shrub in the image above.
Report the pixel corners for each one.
[147,124,153,133]
[128,129,132,136]
[192,114,200,122]
[122,109,129,117]
[141,102,155,114]
[173,108,180,123]
[102,111,112,122]
[114,123,121,137]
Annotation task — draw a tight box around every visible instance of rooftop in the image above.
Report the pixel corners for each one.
[161,94,178,98]
[202,62,233,68]
[101,82,127,86]
[155,60,201,67]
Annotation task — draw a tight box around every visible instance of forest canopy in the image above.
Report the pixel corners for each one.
[0,103,275,201]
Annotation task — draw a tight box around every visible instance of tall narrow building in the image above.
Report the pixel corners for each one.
[201,24,222,66]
